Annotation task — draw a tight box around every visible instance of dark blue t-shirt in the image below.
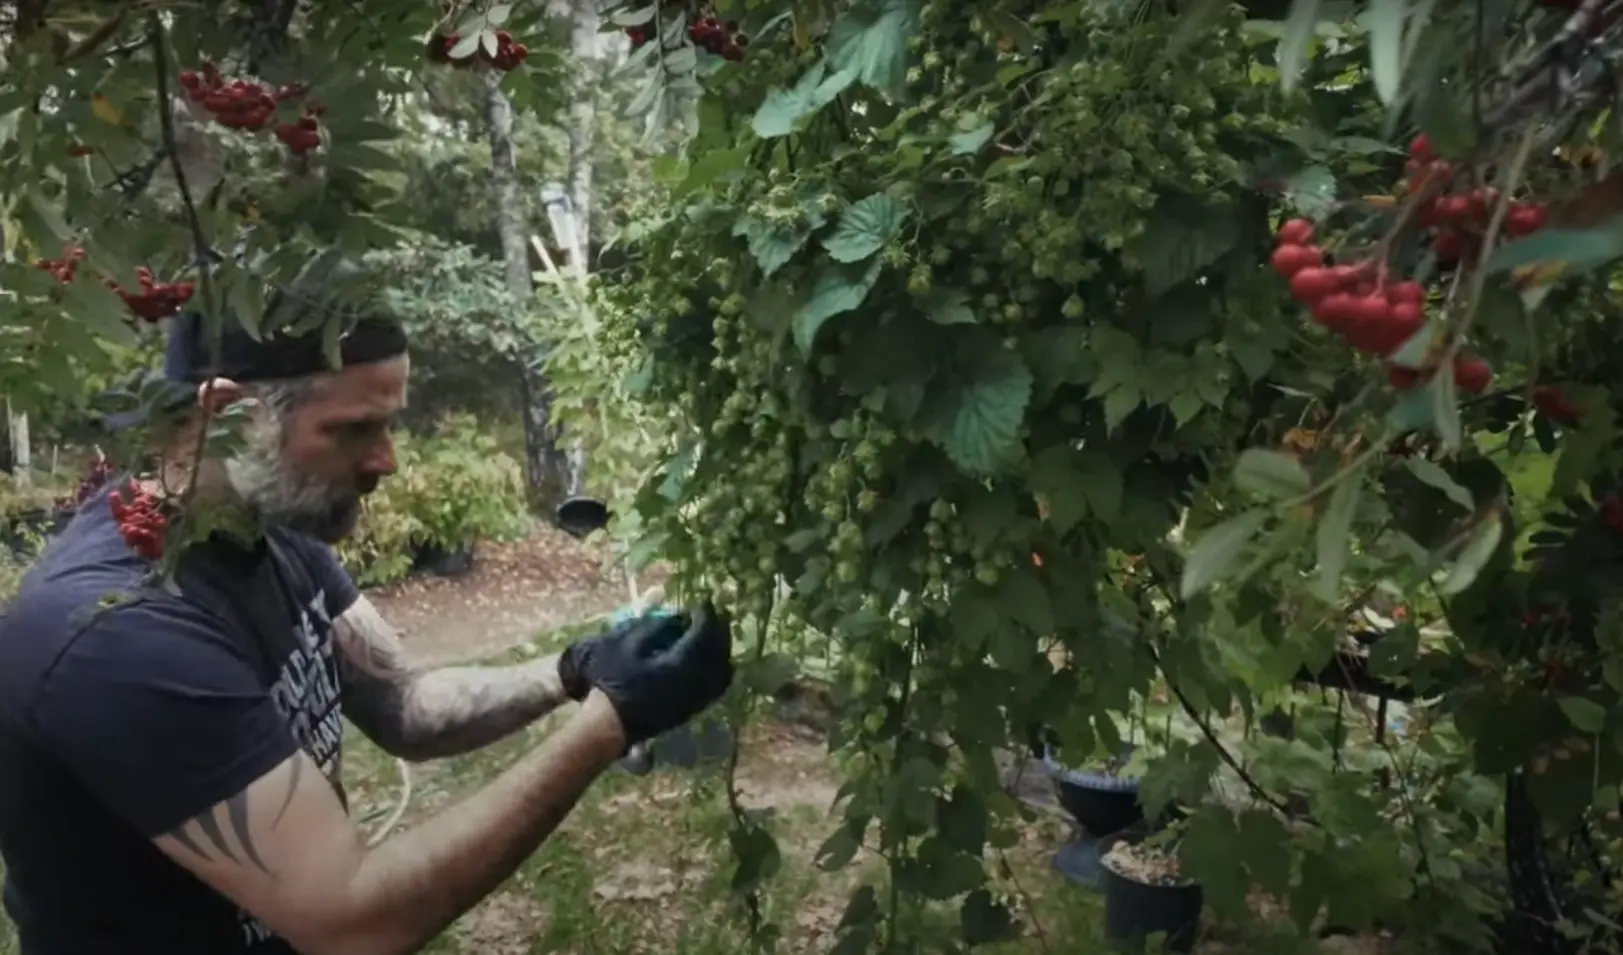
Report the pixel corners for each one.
[0,483,360,954]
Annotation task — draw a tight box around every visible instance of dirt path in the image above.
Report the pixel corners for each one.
[364,527,664,666]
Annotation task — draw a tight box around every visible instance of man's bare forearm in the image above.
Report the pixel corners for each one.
[346,696,624,955]
[334,597,576,761]
[389,655,571,758]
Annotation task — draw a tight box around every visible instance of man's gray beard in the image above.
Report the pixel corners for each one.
[224,422,362,545]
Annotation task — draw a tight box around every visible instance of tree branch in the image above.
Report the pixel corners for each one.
[148,10,223,517]
[56,3,137,65]
[148,15,212,271]
[1145,641,1304,820]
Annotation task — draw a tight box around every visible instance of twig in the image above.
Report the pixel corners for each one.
[57,3,137,65]
[113,150,169,200]
[1483,0,1623,129]
[1148,642,1302,819]
[882,624,921,950]
[996,849,1052,952]
[148,12,224,523]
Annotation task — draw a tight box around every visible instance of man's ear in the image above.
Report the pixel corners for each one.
[197,377,245,413]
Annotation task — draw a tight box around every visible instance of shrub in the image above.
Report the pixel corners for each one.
[336,414,529,586]
[0,478,62,604]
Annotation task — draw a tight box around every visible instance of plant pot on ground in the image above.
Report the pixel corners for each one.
[555,495,610,540]
[1043,743,1146,836]
[1039,741,1147,890]
[412,539,476,578]
[1100,832,1204,954]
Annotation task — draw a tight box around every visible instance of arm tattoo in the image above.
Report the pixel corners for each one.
[333,597,572,761]
[165,758,304,875]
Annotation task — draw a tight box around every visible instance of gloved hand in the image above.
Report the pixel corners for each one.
[556,603,734,746]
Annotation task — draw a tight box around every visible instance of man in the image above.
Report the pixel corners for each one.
[0,306,733,955]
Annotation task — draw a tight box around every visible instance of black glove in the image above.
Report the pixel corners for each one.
[556,603,734,746]
[557,614,649,702]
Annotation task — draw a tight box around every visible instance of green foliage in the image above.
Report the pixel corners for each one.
[588,0,1623,949]
[19,0,1623,951]
[336,414,528,585]
[597,0,1376,947]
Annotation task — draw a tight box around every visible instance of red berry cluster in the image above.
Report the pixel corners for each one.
[1272,221,1428,358]
[109,485,167,560]
[1271,218,1493,394]
[55,454,114,510]
[1404,135,1548,267]
[177,63,322,155]
[429,30,529,71]
[116,266,195,322]
[687,16,747,59]
[1533,384,1584,424]
[34,248,193,323]
[625,9,747,60]
[34,245,85,283]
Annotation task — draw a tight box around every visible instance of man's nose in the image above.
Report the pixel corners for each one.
[361,433,397,477]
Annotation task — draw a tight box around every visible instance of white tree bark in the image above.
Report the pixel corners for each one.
[563,0,600,265]
[480,69,573,511]
[6,399,29,488]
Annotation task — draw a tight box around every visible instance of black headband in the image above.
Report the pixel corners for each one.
[162,307,409,385]
[97,286,409,432]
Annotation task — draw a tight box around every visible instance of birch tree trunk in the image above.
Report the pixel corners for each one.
[560,0,601,494]
[0,212,18,484]
[5,400,29,488]
[564,0,599,262]
[480,69,572,512]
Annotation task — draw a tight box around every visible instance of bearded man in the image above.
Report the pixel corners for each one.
[0,306,733,955]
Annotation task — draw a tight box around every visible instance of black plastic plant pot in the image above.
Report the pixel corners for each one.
[1043,749,1145,837]
[555,495,610,540]
[1099,835,1204,954]
[413,541,476,578]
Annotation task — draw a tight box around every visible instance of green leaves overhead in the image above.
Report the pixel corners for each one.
[751,0,918,137]
[735,210,825,277]
[793,259,882,354]
[946,118,995,156]
[1180,510,1268,599]
[1132,200,1240,295]
[751,60,846,139]
[922,288,977,324]
[822,194,908,263]
[823,0,920,99]
[925,345,1032,477]
[1276,0,1324,92]
[1437,511,1502,596]
[1364,0,1435,105]
[1557,696,1607,734]
[1481,216,1623,277]
[1029,446,1123,533]
[1233,449,1311,499]
[1314,477,1361,600]
[570,1,1623,949]
[1280,164,1337,217]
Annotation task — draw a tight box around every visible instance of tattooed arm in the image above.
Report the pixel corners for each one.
[30,597,623,955]
[153,693,625,955]
[332,596,576,761]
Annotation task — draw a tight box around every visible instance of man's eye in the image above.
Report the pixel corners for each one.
[335,421,383,443]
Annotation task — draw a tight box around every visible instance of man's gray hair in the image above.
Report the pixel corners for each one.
[246,376,319,418]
